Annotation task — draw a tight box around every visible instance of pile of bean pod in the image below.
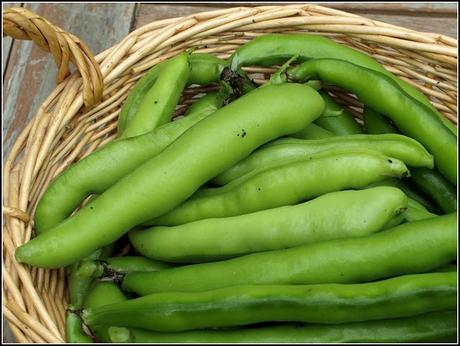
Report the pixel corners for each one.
[16,34,457,343]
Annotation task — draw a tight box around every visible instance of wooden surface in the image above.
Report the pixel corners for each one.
[1,2,457,343]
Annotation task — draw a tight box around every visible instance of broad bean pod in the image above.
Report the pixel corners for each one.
[364,106,399,134]
[366,178,440,214]
[34,91,226,233]
[288,58,457,184]
[65,245,113,343]
[16,83,325,268]
[83,282,128,342]
[118,53,227,134]
[123,212,456,295]
[108,311,457,343]
[76,256,175,280]
[120,53,190,138]
[65,312,93,343]
[230,34,457,134]
[363,107,457,213]
[405,198,438,222]
[85,272,456,332]
[149,149,409,226]
[130,187,408,263]
[409,167,457,214]
[291,123,335,140]
[213,133,433,185]
[313,90,363,135]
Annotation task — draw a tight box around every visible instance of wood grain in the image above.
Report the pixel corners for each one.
[2,2,137,157]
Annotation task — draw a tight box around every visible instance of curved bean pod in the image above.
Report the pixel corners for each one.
[130,187,408,263]
[149,150,409,226]
[214,134,433,185]
[17,83,325,268]
[35,91,226,234]
[230,34,457,134]
[86,272,456,332]
[108,311,457,343]
[289,59,457,184]
[123,212,456,294]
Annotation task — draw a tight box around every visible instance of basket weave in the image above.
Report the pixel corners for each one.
[2,4,457,343]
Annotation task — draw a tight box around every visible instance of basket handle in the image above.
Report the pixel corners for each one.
[3,7,103,108]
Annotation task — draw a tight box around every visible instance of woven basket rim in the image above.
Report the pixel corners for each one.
[2,4,458,343]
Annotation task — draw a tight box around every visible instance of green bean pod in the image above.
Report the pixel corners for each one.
[16,83,325,268]
[313,90,363,135]
[76,256,175,280]
[120,53,190,138]
[364,106,399,134]
[409,167,457,214]
[188,53,227,86]
[289,58,457,184]
[65,245,113,343]
[362,107,457,213]
[404,198,438,222]
[108,311,457,343]
[213,134,433,185]
[230,34,457,135]
[118,62,163,135]
[83,282,128,342]
[34,91,226,234]
[149,150,409,226]
[85,272,456,332]
[434,263,457,272]
[130,187,407,263]
[291,123,336,140]
[118,54,227,134]
[123,213,456,295]
[367,179,440,217]
[65,311,93,343]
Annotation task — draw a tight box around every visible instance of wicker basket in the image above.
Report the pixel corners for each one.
[2,4,457,343]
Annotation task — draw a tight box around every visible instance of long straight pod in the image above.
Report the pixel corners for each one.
[15,83,324,268]
[34,92,226,234]
[123,213,456,295]
[289,59,457,184]
[85,272,457,332]
[150,150,409,226]
[214,133,433,185]
[108,311,457,343]
[130,187,408,263]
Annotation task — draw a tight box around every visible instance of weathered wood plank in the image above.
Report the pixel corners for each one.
[2,3,137,157]
[135,3,457,39]
[359,13,457,39]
